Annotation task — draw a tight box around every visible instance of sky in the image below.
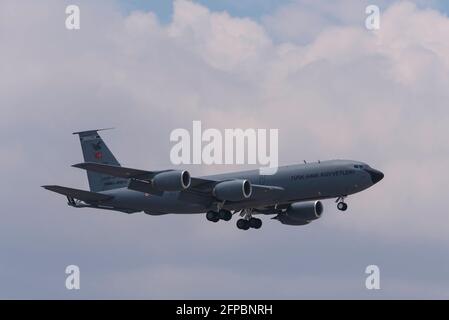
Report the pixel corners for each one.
[1,0,449,299]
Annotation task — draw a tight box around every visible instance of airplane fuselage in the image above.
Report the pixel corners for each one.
[100,160,383,215]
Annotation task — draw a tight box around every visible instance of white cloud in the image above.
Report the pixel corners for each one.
[168,0,273,75]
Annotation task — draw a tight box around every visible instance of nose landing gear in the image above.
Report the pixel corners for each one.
[336,196,348,211]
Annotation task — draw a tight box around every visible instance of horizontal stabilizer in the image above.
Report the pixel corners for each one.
[42,185,113,202]
[72,128,114,135]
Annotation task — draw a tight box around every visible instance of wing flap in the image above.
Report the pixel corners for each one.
[127,179,164,196]
[42,185,113,202]
[189,177,218,192]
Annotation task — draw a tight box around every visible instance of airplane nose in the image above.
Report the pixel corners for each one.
[365,168,384,184]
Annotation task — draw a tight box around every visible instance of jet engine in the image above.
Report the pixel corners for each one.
[213,179,252,201]
[152,170,191,191]
[275,201,323,225]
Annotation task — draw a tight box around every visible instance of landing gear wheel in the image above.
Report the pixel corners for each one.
[206,211,219,222]
[337,202,348,211]
[249,218,262,229]
[218,209,232,221]
[236,219,250,230]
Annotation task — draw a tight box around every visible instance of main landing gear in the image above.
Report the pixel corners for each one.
[206,208,263,230]
[206,209,232,223]
[236,217,262,230]
[336,196,348,211]
[236,209,262,231]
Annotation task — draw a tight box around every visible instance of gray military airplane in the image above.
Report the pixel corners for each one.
[43,129,384,230]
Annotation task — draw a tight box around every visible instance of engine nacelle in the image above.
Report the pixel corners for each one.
[213,179,252,201]
[275,201,323,225]
[152,170,191,191]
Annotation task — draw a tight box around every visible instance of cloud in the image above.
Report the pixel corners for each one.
[261,0,445,44]
[169,0,272,72]
[1,0,449,298]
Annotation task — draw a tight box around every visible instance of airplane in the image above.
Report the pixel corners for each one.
[42,129,384,230]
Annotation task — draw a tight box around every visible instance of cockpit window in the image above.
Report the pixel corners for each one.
[354,165,364,169]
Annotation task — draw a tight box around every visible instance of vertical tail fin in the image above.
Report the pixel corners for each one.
[73,129,127,192]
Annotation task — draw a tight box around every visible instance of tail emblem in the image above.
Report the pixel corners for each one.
[92,141,103,159]
[92,141,102,151]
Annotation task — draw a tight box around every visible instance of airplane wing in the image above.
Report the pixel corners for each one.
[42,185,113,202]
[72,162,284,204]
[72,162,217,193]
[72,162,166,180]
[250,184,284,201]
